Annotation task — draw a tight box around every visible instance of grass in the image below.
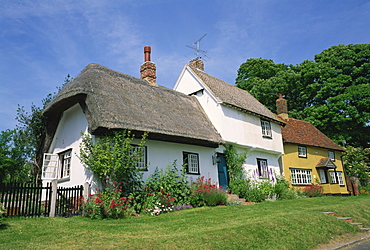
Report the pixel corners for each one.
[1,195,369,249]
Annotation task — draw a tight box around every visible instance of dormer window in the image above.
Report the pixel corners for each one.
[261,120,272,138]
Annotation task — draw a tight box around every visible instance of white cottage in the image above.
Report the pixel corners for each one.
[41,49,224,192]
[174,59,285,186]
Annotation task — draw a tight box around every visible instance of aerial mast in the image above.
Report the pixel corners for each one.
[186,34,208,59]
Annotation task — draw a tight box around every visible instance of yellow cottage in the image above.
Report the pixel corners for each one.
[276,95,349,196]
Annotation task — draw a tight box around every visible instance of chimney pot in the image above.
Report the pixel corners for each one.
[144,45,151,62]
[140,45,157,86]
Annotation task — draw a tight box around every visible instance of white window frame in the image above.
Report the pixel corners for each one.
[261,120,272,138]
[298,146,307,158]
[257,158,269,178]
[42,149,72,180]
[42,153,59,180]
[290,168,312,185]
[330,171,344,185]
[60,150,72,179]
[130,145,147,171]
[328,151,335,161]
[183,152,200,174]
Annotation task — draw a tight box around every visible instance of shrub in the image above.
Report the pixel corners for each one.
[141,189,176,215]
[144,162,191,206]
[0,203,6,223]
[128,162,190,213]
[189,177,227,207]
[80,183,129,219]
[302,184,324,197]
[245,186,265,202]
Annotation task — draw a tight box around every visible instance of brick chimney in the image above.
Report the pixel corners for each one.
[189,58,204,71]
[276,94,289,120]
[140,45,157,86]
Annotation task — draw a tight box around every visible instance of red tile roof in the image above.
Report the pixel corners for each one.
[281,118,345,151]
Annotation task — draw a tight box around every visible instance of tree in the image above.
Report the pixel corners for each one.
[79,130,148,196]
[14,74,72,182]
[236,44,370,147]
[342,146,370,186]
[0,129,32,183]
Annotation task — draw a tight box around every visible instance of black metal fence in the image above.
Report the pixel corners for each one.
[0,182,84,217]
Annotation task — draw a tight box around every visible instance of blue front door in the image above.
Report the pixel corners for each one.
[217,154,229,189]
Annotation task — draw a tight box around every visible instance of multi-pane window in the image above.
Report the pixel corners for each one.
[328,151,335,161]
[60,150,72,179]
[330,171,344,185]
[298,146,307,158]
[183,152,200,174]
[130,145,147,170]
[42,154,59,180]
[290,168,312,185]
[318,168,328,184]
[257,158,269,178]
[261,120,272,137]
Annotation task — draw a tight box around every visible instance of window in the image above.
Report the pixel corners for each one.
[328,151,335,161]
[290,168,312,185]
[130,145,147,171]
[42,149,72,180]
[60,150,72,179]
[42,154,59,180]
[183,152,200,174]
[257,158,269,178]
[318,168,328,184]
[261,120,272,138]
[298,146,307,158]
[330,171,344,185]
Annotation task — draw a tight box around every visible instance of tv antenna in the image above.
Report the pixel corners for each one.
[186,34,208,60]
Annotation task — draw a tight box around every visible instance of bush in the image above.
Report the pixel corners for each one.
[302,184,324,197]
[128,162,190,213]
[274,177,296,200]
[189,177,227,207]
[0,203,6,223]
[140,188,176,215]
[245,186,265,202]
[144,162,191,206]
[80,183,129,219]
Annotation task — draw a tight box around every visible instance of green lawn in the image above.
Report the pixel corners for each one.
[1,195,369,250]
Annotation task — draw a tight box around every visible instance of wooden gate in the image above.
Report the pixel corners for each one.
[54,185,83,217]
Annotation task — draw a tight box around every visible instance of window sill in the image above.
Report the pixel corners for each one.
[186,172,200,175]
[262,135,272,139]
[58,177,70,183]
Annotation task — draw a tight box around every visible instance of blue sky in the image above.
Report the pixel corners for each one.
[1,0,370,132]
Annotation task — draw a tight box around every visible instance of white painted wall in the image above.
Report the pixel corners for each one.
[139,139,219,184]
[42,104,95,190]
[43,103,220,192]
[174,66,284,178]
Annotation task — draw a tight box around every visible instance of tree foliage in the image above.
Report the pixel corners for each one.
[79,130,148,196]
[0,74,71,184]
[236,44,370,147]
[342,146,370,186]
[0,129,32,183]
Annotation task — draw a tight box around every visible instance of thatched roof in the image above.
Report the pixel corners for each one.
[188,66,285,125]
[43,63,223,147]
